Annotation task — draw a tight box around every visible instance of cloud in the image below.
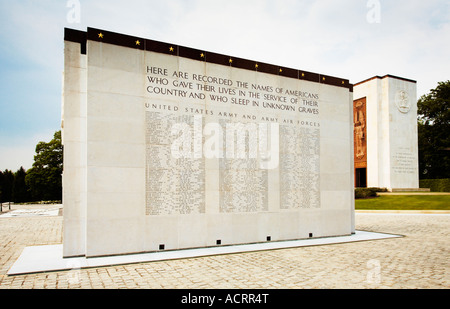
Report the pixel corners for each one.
[0,130,55,171]
[0,0,448,171]
[60,0,449,97]
[0,1,65,67]
[0,1,64,129]
[0,143,35,171]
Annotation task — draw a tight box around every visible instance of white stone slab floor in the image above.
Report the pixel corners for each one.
[7,230,401,275]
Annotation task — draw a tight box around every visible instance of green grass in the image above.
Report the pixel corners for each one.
[355,195,450,210]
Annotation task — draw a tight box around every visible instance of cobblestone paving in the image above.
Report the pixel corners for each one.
[0,205,448,289]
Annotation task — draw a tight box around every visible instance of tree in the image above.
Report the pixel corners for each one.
[0,169,14,203]
[25,131,63,201]
[417,80,450,179]
[0,171,3,203]
[12,167,30,203]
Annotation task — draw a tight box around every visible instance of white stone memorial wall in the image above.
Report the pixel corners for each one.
[62,28,355,258]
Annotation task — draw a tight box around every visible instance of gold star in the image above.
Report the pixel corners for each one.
[301,73,305,77]
[200,53,205,58]
[342,81,345,84]
[169,46,174,52]
[135,40,141,46]
[322,77,326,81]
[98,33,104,39]
[255,63,259,69]
[229,58,233,64]
[279,68,283,73]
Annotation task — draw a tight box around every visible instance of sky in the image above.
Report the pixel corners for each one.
[0,0,449,171]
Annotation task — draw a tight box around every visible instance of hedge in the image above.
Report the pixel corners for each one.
[419,179,450,192]
[355,187,388,199]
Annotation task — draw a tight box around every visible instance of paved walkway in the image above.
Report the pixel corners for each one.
[0,204,448,289]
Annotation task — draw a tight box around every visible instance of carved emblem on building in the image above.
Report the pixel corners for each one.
[395,90,411,114]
